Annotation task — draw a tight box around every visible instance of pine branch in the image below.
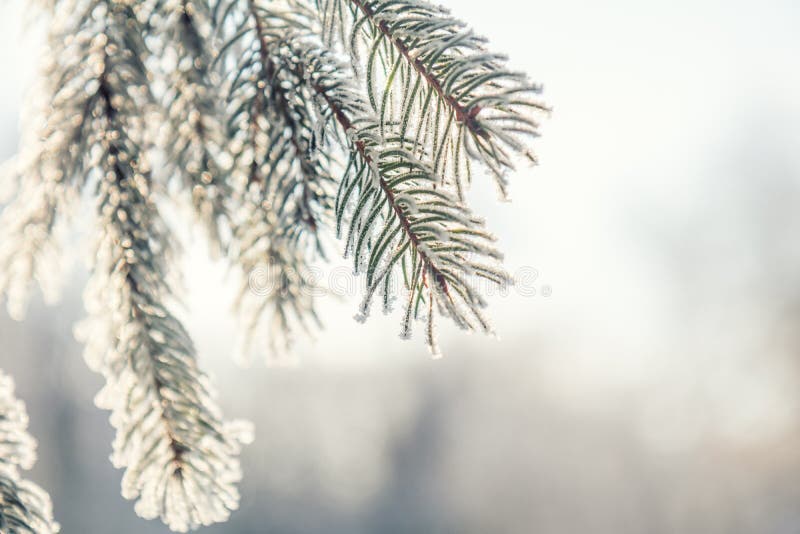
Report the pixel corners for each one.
[0,182,65,321]
[0,0,108,318]
[232,201,326,360]
[216,0,335,359]
[314,0,549,198]
[78,135,252,532]
[0,370,60,533]
[36,2,253,531]
[151,0,232,255]
[270,35,511,355]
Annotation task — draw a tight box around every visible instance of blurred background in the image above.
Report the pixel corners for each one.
[2,0,800,532]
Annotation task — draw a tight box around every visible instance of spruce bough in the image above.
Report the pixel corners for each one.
[0,0,547,530]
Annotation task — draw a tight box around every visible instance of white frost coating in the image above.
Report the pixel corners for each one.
[155,0,232,256]
[314,0,548,200]
[285,32,514,356]
[45,2,256,529]
[0,369,60,533]
[79,163,252,531]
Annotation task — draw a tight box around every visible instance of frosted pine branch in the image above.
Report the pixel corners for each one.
[0,181,65,321]
[0,370,60,533]
[78,133,252,531]
[266,35,511,355]
[151,0,233,254]
[0,1,104,318]
[43,1,251,530]
[0,374,37,487]
[314,0,549,198]
[218,0,335,359]
[231,200,326,360]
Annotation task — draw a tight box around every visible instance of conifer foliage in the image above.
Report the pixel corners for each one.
[0,370,59,533]
[0,0,546,530]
